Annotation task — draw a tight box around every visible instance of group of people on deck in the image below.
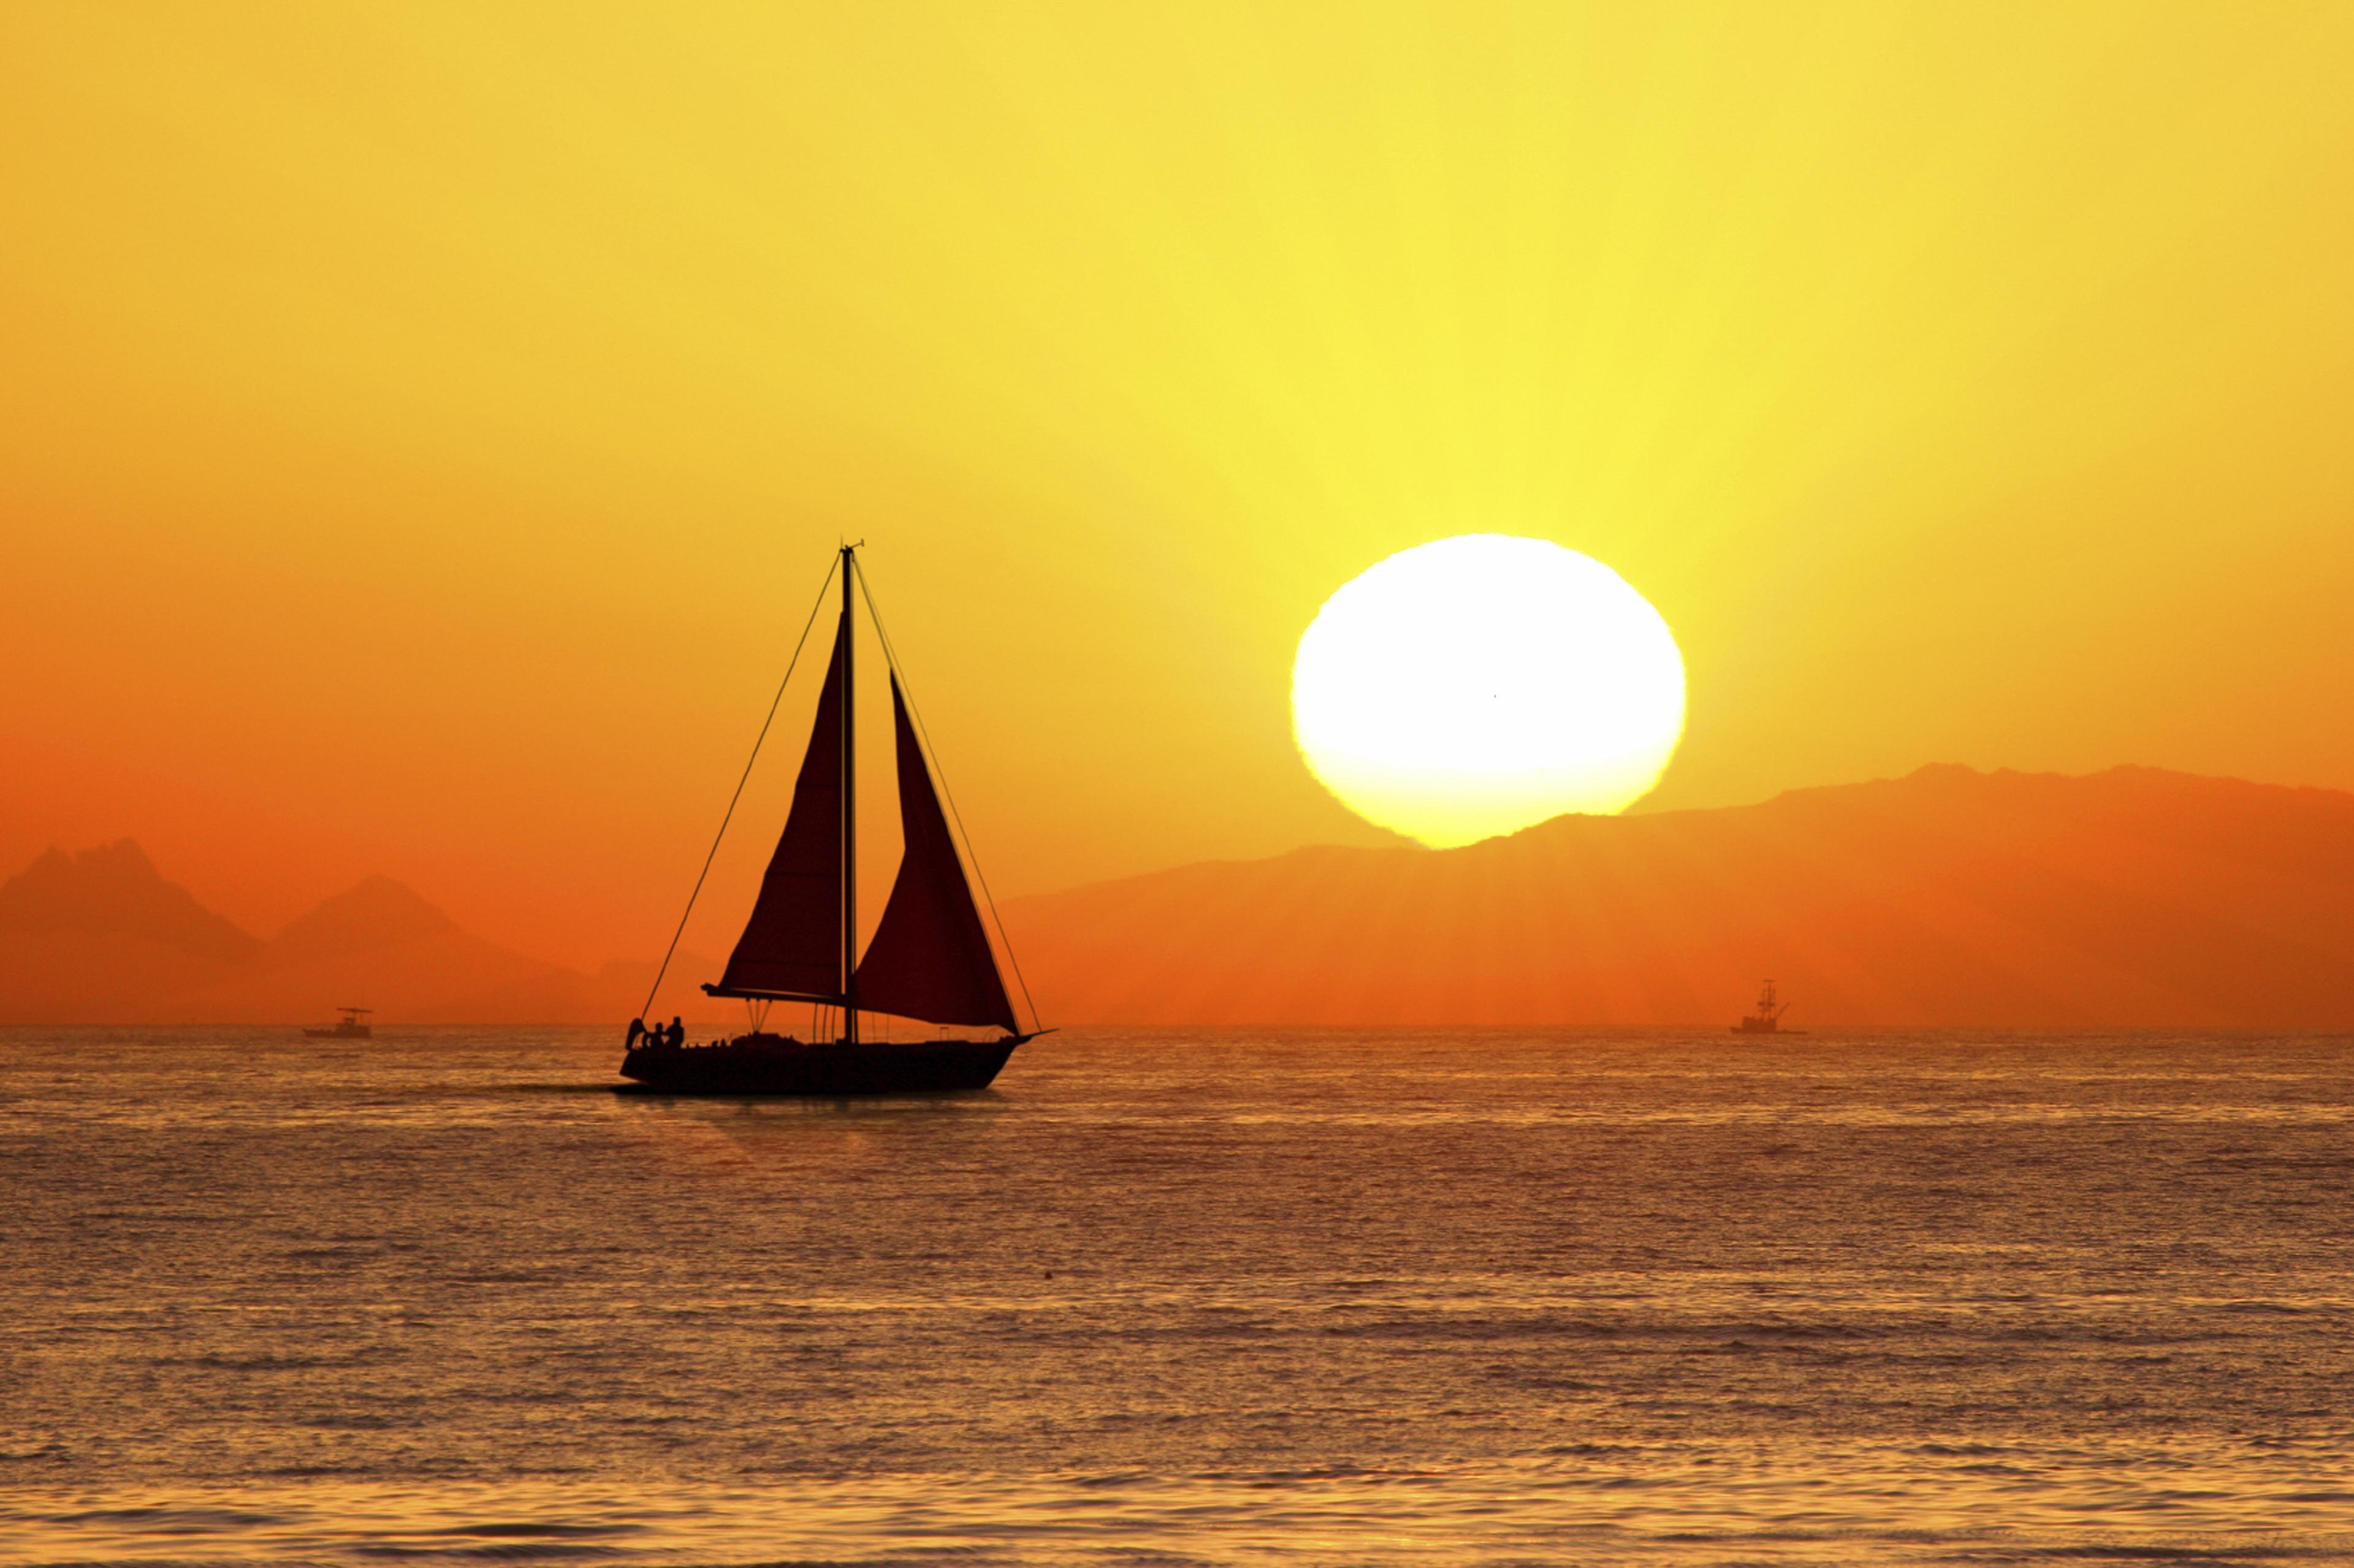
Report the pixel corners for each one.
[626,1016,686,1051]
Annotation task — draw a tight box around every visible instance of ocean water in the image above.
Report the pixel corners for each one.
[1,1027,2349,1566]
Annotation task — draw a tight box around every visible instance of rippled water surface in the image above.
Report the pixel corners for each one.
[2,1027,2349,1564]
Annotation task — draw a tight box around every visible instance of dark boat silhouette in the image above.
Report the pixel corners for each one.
[304,1007,372,1040]
[622,544,1044,1095]
[1732,980,1804,1035]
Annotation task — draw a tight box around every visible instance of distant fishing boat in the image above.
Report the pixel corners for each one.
[621,544,1045,1095]
[305,1007,373,1040]
[1732,980,1803,1035]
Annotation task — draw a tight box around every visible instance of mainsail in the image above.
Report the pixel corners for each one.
[709,614,847,1001]
[852,674,1019,1032]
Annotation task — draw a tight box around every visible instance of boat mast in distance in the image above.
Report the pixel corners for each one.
[1732,980,1802,1035]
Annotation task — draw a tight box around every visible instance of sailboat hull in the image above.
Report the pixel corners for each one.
[619,1034,1020,1095]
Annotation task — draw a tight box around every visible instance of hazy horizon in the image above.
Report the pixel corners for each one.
[13,759,2354,1029]
[2,755,2322,964]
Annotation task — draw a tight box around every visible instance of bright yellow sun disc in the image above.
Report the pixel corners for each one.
[1291,535,1686,846]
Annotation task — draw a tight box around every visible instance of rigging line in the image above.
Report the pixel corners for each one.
[851,556,1046,1035]
[637,554,841,1024]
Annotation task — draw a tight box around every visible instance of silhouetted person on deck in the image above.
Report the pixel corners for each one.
[666,1017,685,1049]
[626,1018,645,1049]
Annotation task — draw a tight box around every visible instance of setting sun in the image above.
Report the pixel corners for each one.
[1290,535,1686,847]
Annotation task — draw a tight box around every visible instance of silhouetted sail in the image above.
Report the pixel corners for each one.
[710,616,845,1000]
[853,674,1018,1032]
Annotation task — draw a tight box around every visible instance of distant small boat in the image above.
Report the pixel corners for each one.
[305,1007,373,1040]
[1732,980,1804,1035]
[621,544,1045,1095]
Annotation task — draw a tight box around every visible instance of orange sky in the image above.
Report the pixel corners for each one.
[5,3,2353,972]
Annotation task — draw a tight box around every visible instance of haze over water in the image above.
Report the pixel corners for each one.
[3,1029,2350,1565]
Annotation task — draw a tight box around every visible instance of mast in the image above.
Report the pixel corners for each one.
[840,544,858,1047]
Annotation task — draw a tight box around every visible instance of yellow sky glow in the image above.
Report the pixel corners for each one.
[4,3,2352,967]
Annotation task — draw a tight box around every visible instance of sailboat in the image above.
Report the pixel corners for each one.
[620,544,1045,1095]
[1731,980,1804,1035]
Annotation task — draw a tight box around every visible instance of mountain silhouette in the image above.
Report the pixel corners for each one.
[0,841,262,1021]
[997,765,2354,1026]
[0,845,707,1024]
[0,840,259,962]
[173,874,577,1023]
[257,875,459,968]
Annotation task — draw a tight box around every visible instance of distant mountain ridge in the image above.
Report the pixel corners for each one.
[997,764,2354,1027]
[0,841,259,964]
[10,764,2354,1026]
[261,875,457,968]
[0,844,696,1025]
